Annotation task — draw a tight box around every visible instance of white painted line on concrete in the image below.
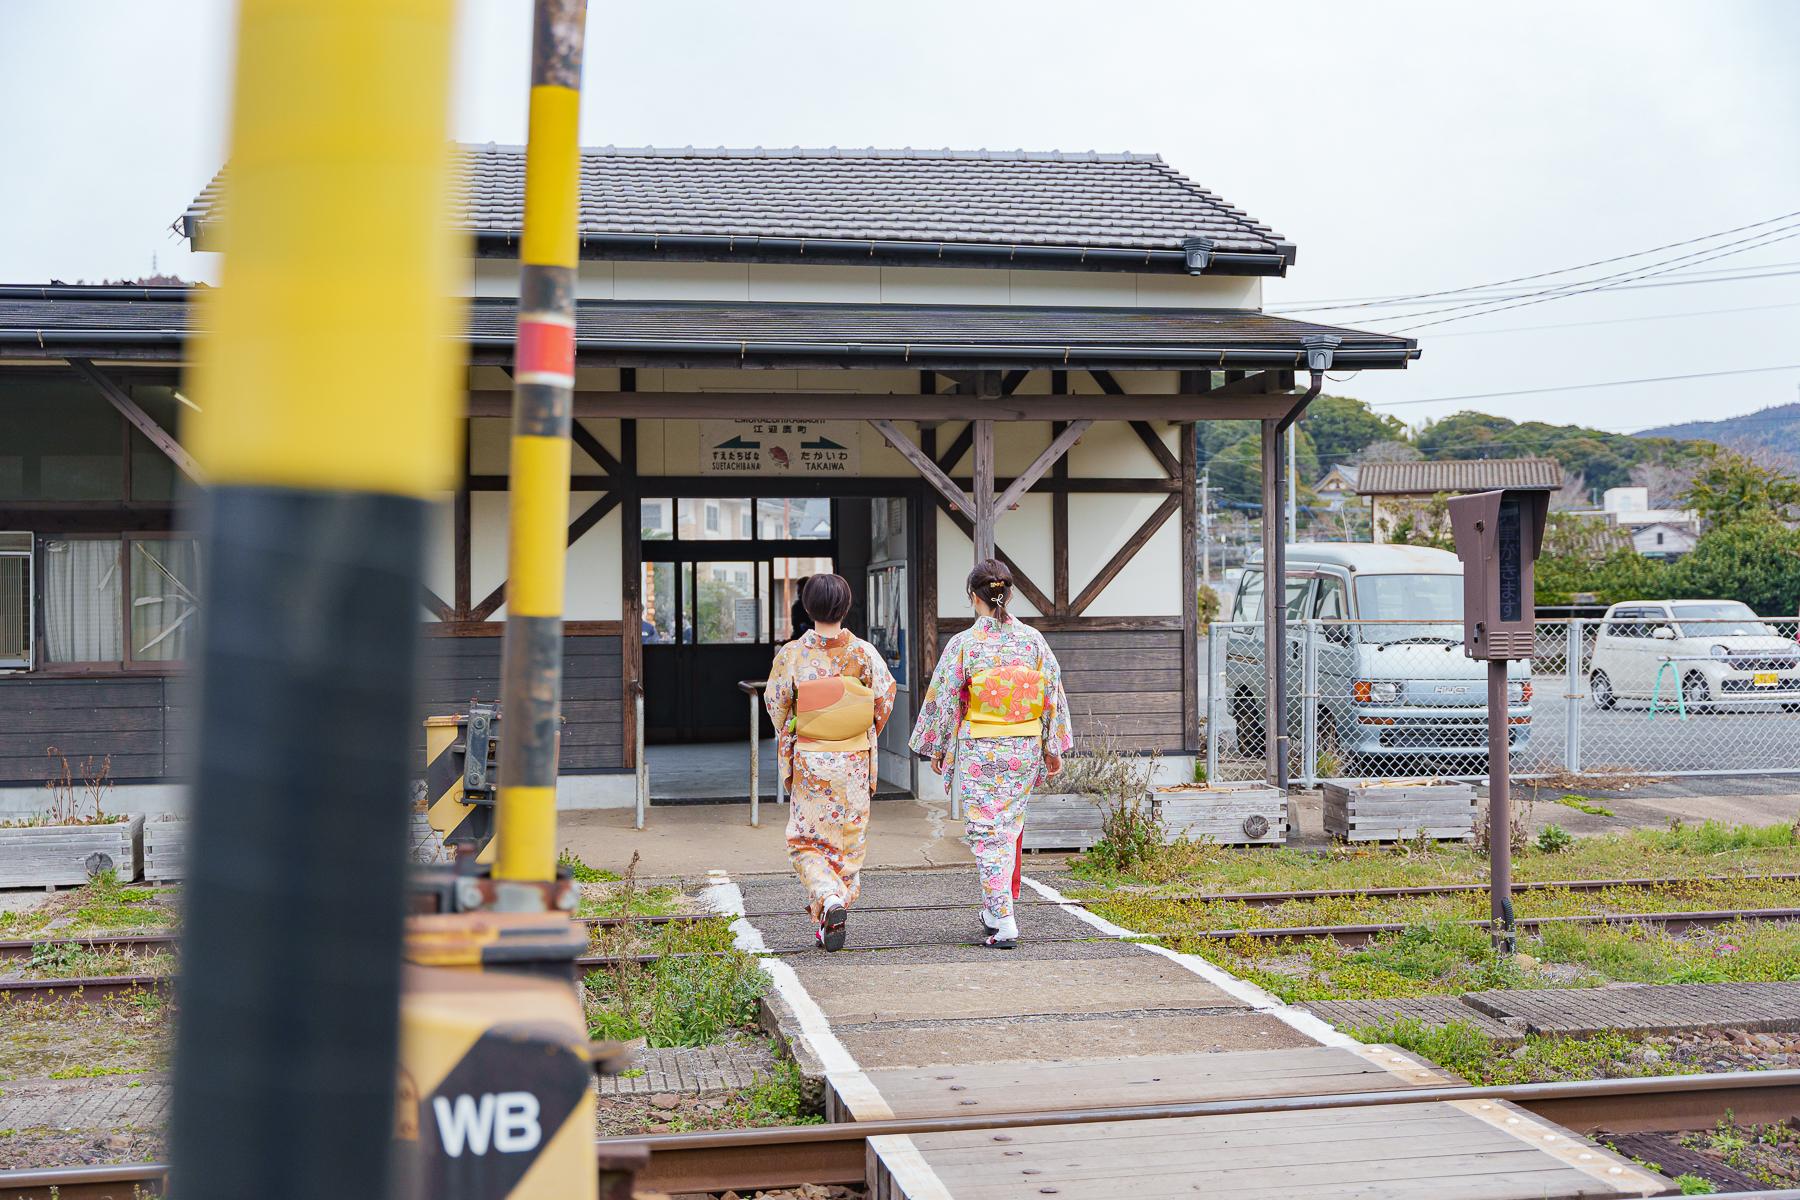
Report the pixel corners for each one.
[1021,873,1358,1049]
[867,1134,958,1200]
[701,868,938,1165]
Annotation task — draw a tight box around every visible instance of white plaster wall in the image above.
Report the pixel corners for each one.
[1067,493,1181,618]
[1068,419,1174,480]
[469,492,621,621]
[422,492,455,617]
[458,259,1262,310]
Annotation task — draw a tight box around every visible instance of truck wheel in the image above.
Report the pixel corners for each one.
[1590,671,1615,710]
[1682,670,1712,708]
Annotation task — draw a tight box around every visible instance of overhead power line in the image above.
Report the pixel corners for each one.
[1367,364,1800,409]
[1274,260,1800,313]
[1268,208,1800,314]
[1425,298,1800,338]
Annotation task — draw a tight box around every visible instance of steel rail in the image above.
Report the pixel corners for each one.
[2,1071,1796,1198]
[1183,906,1800,946]
[604,1068,1800,1194]
[1130,871,1800,910]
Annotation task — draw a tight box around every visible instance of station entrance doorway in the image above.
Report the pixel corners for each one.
[639,491,917,800]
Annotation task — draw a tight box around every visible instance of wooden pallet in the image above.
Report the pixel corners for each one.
[1323,779,1477,843]
[0,814,144,887]
[1155,781,1287,846]
[1021,794,1106,851]
[142,820,189,882]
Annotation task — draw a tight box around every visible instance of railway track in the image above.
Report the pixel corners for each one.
[6,904,1798,1003]
[7,1069,1796,1199]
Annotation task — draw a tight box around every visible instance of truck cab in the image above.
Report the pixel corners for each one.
[1218,543,1532,777]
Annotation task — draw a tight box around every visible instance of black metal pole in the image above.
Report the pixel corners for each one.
[1260,418,1289,790]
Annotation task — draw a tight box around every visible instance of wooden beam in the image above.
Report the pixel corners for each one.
[971,419,995,562]
[68,359,203,483]
[919,431,940,683]
[1052,404,1070,616]
[1069,493,1182,616]
[469,490,622,622]
[453,437,471,617]
[570,420,623,477]
[869,420,974,516]
[934,496,1054,616]
[993,419,1092,516]
[1130,420,1181,479]
[1000,369,1030,396]
[1089,369,1125,396]
[420,585,453,623]
[468,385,1295,422]
[619,415,641,771]
[935,424,974,473]
[1179,420,1200,753]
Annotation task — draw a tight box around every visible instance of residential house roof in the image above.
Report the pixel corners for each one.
[1355,457,1563,495]
[180,145,1296,275]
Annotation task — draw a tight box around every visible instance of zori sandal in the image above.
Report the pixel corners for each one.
[821,898,848,952]
[982,933,1017,950]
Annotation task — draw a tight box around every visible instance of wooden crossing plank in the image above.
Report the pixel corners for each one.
[831,1044,1452,1122]
[869,1100,1665,1199]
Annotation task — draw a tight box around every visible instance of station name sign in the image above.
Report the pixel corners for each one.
[699,420,860,475]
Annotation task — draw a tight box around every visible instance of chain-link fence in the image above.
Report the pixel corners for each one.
[1205,615,1800,785]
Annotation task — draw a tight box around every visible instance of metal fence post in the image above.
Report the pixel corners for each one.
[1205,624,1220,784]
[1564,619,1583,775]
[749,686,761,829]
[634,684,647,830]
[1300,619,1319,787]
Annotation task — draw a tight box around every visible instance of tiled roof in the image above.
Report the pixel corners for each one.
[181,145,1293,272]
[0,286,1417,372]
[1355,457,1564,495]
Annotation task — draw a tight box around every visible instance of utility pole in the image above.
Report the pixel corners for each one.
[1200,468,1211,587]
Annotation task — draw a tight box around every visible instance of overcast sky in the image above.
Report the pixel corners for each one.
[3,1,1796,437]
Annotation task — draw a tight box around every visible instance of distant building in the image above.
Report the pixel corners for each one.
[1355,457,1562,544]
[1312,463,1360,510]
[1562,486,1701,559]
[1629,521,1699,559]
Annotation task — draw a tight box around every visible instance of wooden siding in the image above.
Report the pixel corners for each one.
[0,675,187,785]
[0,633,627,787]
[417,634,624,772]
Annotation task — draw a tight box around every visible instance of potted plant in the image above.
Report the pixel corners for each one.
[0,749,144,888]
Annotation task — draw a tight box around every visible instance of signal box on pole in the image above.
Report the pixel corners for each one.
[1447,489,1549,661]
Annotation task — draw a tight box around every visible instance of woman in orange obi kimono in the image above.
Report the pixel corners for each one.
[765,574,897,951]
[910,559,1073,948]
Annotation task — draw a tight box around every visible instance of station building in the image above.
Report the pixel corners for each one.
[0,145,1416,812]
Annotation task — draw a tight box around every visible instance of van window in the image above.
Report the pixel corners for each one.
[1285,578,1311,620]
[1232,571,1262,621]
[1314,577,1346,621]
[1352,573,1462,644]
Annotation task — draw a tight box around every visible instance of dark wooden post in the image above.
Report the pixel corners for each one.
[972,418,995,562]
[1180,420,1200,754]
[1260,418,1289,789]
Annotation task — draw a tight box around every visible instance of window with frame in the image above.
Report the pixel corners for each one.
[0,533,29,669]
[39,534,201,668]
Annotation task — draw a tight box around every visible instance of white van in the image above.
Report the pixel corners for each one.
[1219,543,1531,773]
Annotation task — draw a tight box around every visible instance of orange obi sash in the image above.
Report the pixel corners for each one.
[792,676,875,751]
[965,665,1046,738]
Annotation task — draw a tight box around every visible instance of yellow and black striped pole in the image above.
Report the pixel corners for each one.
[170,0,460,1195]
[494,0,587,900]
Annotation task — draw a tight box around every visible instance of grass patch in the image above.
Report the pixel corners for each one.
[24,941,174,980]
[1556,794,1615,817]
[584,918,767,1048]
[0,993,170,1082]
[1352,1016,1679,1086]
[558,849,620,883]
[58,872,177,934]
[1067,819,1800,895]
[1677,1116,1800,1187]
[577,883,685,920]
[47,1063,138,1080]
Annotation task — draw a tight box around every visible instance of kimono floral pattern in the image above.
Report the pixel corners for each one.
[766,628,897,919]
[910,614,1073,928]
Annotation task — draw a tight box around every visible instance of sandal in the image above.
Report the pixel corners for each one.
[982,934,1017,950]
[821,899,848,952]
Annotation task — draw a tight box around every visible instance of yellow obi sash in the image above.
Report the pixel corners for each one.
[793,676,875,751]
[966,665,1046,738]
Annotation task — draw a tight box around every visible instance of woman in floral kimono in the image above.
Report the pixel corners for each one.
[910,559,1073,948]
[765,574,897,951]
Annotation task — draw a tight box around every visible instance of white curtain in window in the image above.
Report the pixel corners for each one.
[131,538,201,662]
[44,539,122,662]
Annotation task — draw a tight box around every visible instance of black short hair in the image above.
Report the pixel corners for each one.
[801,573,853,624]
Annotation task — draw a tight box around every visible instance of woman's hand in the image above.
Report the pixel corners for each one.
[1045,752,1063,778]
[931,753,946,776]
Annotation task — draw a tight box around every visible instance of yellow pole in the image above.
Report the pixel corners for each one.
[494,0,588,889]
[172,0,459,1193]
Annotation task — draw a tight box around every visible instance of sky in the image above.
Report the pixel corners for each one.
[3,0,1797,439]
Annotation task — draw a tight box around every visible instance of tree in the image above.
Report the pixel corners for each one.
[1629,459,1698,508]
[1668,517,1800,615]
[1550,470,1589,512]
[1351,439,1422,466]
[1678,446,1800,529]
[1300,395,1408,472]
